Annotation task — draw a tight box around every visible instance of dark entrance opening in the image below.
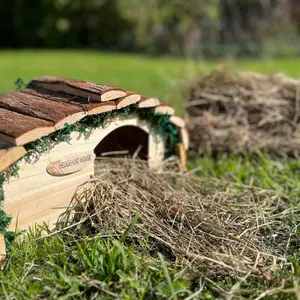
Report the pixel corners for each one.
[94,126,149,160]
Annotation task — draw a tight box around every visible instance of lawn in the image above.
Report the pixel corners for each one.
[1,50,300,299]
[2,50,300,113]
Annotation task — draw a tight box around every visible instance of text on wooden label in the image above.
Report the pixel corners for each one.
[47,152,95,176]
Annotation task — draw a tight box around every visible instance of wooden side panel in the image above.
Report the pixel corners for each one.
[176,143,187,171]
[5,171,92,230]
[0,233,5,270]
[180,127,189,150]
[3,115,165,231]
[0,146,26,172]
[148,129,165,169]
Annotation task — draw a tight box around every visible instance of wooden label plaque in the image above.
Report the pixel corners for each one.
[47,151,95,176]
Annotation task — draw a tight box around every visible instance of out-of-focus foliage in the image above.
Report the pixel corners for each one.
[0,0,299,57]
[0,0,134,50]
[118,0,220,56]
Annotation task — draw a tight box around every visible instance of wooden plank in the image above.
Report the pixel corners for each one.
[0,233,6,270]
[0,140,15,150]
[152,104,174,115]
[138,97,160,108]
[169,115,186,128]
[30,76,128,102]
[3,115,163,197]
[22,88,117,116]
[5,172,91,231]
[0,145,26,172]
[86,102,116,115]
[0,92,86,130]
[22,87,92,104]
[0,108,54,146]
[2,114,166,231]
[180,127,189,150]
[116,94,141,109]
[4,162,94,202]
[176,143,187,172]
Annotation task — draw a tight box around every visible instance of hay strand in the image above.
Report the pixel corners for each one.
[59,158,296,280]
[186,69,300,156]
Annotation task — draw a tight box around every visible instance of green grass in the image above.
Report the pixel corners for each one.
[1,50,300,299]
[190,151,300,197]
[0,50,202,113]
[1,227,193,299]
[2,50,300,113]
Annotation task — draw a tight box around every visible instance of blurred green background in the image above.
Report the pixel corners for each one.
[2,0,300,57]
[2,0,300,113]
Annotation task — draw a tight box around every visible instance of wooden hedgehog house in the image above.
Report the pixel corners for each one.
[0,76,189,234]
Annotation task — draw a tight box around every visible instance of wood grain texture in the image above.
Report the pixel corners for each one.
[176,143,187,171]
[3,115,163,195]
[101,90,128,102]
[0,92,85,129]
[180,127,189,150]
[30,76,128,102]
[0,140,15,150]
[47,152,95,176]
[0,233,6,270]
[87,102,116,115]
[169,115,186,128]
[0,145,26,172]
[152,104,175,115]
[22,87,93,104]
[22,88,116,116]
[138,97,160,108]
[116,94,141,109]
[0,108,54,145]
[3,115,165,231]
[0,77,179,171]
[5,172,92,231]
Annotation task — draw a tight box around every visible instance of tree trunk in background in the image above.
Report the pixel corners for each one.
[219,0,281,46]
[288,0,300,33]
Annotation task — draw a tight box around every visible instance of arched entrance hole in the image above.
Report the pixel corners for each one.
[94,125,149,160]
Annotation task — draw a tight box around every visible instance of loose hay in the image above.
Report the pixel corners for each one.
[186,69,300,156]
[63,158,297,281]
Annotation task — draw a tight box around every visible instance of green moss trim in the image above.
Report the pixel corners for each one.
[0,164,20,249]
[0,105,181,249]
[25,106,181,160]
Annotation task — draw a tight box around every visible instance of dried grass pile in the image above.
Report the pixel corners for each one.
[186,69,300,156]
[65,158,296,281]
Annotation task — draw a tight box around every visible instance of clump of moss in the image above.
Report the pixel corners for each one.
[0,164,20,248]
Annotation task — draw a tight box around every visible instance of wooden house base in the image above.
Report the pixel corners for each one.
[0,76,189,237]
[3,115,165,231]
